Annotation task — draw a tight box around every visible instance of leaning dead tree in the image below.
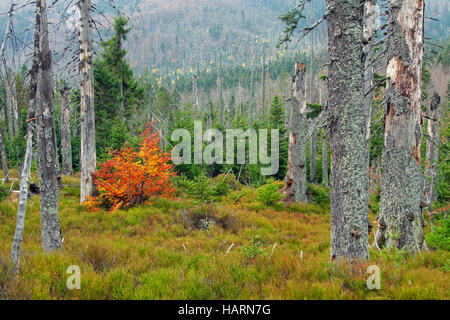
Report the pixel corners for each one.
[79,0,97,203]
[283,62,308,204]
[37,0,63,252]
[424,92,441,228]
[59,83,73,175]
[327,0,370,260]
[376,0,427,253]
[11,0,42,270]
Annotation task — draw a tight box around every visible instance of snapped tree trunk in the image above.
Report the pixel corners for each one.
[37,0,62,252]
[282,62,308,204]
[59,84,73,175]
[424,92,441,228]
[11,0,41,270]
[376,0,426,253]
[79,0,97,203]
[327,0,370,260]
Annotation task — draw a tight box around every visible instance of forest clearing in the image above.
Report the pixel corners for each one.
[0,0,449,303]
[0,171,448,299]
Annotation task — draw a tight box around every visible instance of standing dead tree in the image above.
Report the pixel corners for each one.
[59,83,72,175]
[283,62,308,204]
[376,0,427,253]
[11,0,41,271]
[79,0,97,203]
[37,0,63,252]
[327,0,370,260]
[423,92,441,229]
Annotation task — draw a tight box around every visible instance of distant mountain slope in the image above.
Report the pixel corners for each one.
[0,0,448,76]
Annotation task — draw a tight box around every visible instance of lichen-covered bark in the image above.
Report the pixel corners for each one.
[363,0,377,159]
[79,0,97,203]
[424,92,441,225]
[377,0,426,253]
[59,84,73,175]
[38,0,62,252]
[11,0,41,270]
[327,0,370,260]
[283,62,308,204]
[322,136,328,186]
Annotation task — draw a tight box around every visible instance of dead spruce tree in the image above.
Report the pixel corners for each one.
[37,0,63,252]
[327,0,370,260]
[59,83,72,175]
[376,0,426,253]
[424,92,441,228]
[11,0,42,270]
[363,0,377,159]
[283,62,308,204]
[79,0,96,203]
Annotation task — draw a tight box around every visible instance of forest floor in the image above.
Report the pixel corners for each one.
[0,173,449,300]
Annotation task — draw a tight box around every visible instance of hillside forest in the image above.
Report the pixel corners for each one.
[0,0,449,300]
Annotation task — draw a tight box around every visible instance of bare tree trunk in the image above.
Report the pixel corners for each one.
[424,92,441,228]
[59,84,72,175]
[327,0,370,260]
[376,0,426,253]
[309,130,317,182]
[0,120,8,182]
[79,0,96,203]
[363,0,377,156]
[0,1,13,183]
[193,75,199,119]
[261,46,266,120]
[11,0,41,270]
[38,0,62,252]
[283,62,308,204]
[322,135,328,186]
[5,78,14,138]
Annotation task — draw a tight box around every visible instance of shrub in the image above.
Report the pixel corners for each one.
[240,234,267,259]
[307,183,330,206]
[426,217,450,251]
[183,174,214,202]
[257,183,284,206]
[0,183,10,202]
[85,124,177,212]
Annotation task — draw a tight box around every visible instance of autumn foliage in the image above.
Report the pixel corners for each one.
[85,124,176,212]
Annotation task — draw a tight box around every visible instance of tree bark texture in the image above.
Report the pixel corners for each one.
[38,0,63,252]
[423,92,441,227]
[60,84,73,175]
[11,0,41,270]
[79,0,97,203]
[377,0,426,253]
[327,0,370,260]
[322,135,328,186]
[283,62,308,204]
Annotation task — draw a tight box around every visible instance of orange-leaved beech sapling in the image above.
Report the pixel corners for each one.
[84,123,177,212]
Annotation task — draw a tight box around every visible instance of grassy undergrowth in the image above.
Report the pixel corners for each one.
[0,174,448,300]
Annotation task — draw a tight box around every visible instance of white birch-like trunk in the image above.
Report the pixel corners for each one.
[79,0,97,203]
[11,0,42,271]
